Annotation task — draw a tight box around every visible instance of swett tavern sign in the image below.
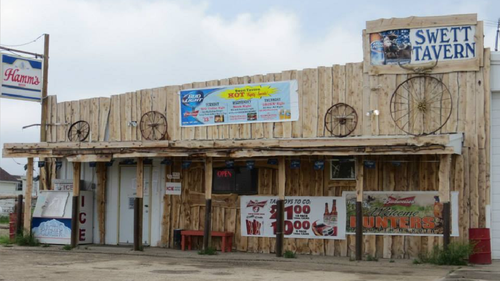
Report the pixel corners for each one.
[1,53,43,102]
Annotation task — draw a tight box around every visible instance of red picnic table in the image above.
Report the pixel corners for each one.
[181,230,233,252]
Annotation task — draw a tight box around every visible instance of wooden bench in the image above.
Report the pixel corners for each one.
[181,230,233,252]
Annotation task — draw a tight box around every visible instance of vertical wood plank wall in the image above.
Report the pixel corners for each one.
[44,50,491,257]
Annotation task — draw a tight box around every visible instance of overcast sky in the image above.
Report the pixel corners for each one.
[0,0,499,175]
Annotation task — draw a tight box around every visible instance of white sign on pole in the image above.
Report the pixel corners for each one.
[1,53,43,102]
[165,182,182,195]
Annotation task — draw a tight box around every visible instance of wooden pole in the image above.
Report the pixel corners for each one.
[40,34,50,191]
[439,154,452,250]
[134,158,144,251]
[96,162,107,244]
[23,158,34,234]
[203,158,213,250]
[70,162,81,248]
[16,194,23,236]
[276,157,286,257]
[355,156,364,261]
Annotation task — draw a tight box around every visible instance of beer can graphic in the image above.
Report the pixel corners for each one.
[370,33,385,65]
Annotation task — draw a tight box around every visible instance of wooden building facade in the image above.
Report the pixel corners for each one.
[2,14,491,259]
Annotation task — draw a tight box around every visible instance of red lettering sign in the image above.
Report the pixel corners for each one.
[79,212,87,224]
[217,170,232,178]
[79,229,86,241]
[4,68,40,85]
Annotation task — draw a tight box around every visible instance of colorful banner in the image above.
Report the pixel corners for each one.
[240,196,346,239]
[344,191,459,236]
[370,26,476,65]
[179,80,299,127]
[1,53,43,102]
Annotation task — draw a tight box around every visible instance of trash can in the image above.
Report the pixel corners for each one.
[173,229,183,250]
[469,228,491,264]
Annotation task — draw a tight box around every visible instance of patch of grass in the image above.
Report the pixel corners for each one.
[365,254,378,261]
[389,259,395,263]
[14,233,39,247]
[0,216,9,224]
[62,245,72,251]
[413,258,422,265]
[42,244,50,248]
[198,247,217,255]
[415,242,474,266]
[283,250,296,258]
[0,235,13,246]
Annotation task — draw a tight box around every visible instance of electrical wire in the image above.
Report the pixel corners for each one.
[0,33,45,48]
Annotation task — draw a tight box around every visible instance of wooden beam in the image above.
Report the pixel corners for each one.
[96,162,107,244]
[134,158,144,251]
[439,154,452,250]
[136,158,144,199]
[278,157,286,200]
[203,157,213,250]
[24,158,33,234]
[366,14,477,33]
[355,156,364,261]
[71,162,81,248]
[67,154,112,162]
[276,157,286,257]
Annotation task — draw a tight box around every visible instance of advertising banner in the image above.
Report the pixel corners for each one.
[344,191,459,236]
[165,182,182,195]
[179,80,299,127]
[370,26,476,65]
[240,196,346,239]
[1,53,43,101]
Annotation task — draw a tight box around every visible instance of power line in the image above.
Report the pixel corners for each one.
[0,33,45,48]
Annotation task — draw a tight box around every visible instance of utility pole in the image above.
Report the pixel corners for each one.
[40,34,50,190]
[496,18,499,52]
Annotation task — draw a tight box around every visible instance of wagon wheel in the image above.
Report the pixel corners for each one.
[140,111,168,140]
[67,120,90,142]
[324,103,358,137]
[390,75,452,135]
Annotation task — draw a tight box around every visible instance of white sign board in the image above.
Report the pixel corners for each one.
[1,53,42,101]
[165,182,181,195]
[240,196,346,239]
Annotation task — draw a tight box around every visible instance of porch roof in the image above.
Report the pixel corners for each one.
[2,133,463,162]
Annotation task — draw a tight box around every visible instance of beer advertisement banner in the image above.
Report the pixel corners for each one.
[179,80,299,127]
[370,26,476,65]
[1,53,43,102]
[344,191,459,236]
[240,196,346,239]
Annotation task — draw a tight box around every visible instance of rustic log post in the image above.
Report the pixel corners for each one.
[96,162,107,244]
[134,158,144,251]
[71,162,81,248]
[16,194,23,236]
[276,157,286,257]
[23,158,34,234]
[355,156,364,261]
[203,158,213,251]
[439,154,452,250]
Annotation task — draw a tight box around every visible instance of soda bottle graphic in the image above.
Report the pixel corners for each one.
[370,33,385,65]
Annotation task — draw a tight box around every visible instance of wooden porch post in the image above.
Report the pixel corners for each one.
[203,158,213,250]
[134,158,144,251]
[276,157,286,257]
[70,162,81,248]
[355,156,364,261]
[439,154,452,250]
[23,158,34,234]
[96,162,107,244]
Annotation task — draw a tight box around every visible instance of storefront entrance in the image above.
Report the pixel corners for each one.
[118,166,152,245]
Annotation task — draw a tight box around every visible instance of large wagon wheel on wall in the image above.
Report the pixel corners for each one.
[67,120,90,142]
[390,75,452,136]
[324,103,358,137]
[140,111,168,140]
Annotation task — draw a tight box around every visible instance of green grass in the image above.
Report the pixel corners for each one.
[0,216,9,224]
[365,254,378,261]
[0,235,13,246]
[14,233,40,247]
[198,247,218,255]
[415,242,474,266]
[62,245,72,251]
[283,250,296,258]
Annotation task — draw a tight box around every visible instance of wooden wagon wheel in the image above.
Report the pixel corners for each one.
[140,111,168,140]
[390,75,452,136]
[67,120,90,142]
[324,103,358,137]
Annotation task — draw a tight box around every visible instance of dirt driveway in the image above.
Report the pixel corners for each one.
[0,245,486,281]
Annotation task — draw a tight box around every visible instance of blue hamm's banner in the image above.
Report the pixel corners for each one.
[179,80,299,127]
[1,53,43,101]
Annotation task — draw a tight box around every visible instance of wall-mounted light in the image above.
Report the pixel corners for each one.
[366,109,380,117]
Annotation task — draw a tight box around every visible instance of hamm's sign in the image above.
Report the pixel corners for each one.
[1,53,43,102]
[370,25,476,66]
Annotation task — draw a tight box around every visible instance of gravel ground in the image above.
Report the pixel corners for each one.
[0,245,467,281]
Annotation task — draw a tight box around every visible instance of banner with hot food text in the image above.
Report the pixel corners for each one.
[240,196,346,239]
[344,191,459,236]
[1,53,42,102]
[179,80,299,127]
